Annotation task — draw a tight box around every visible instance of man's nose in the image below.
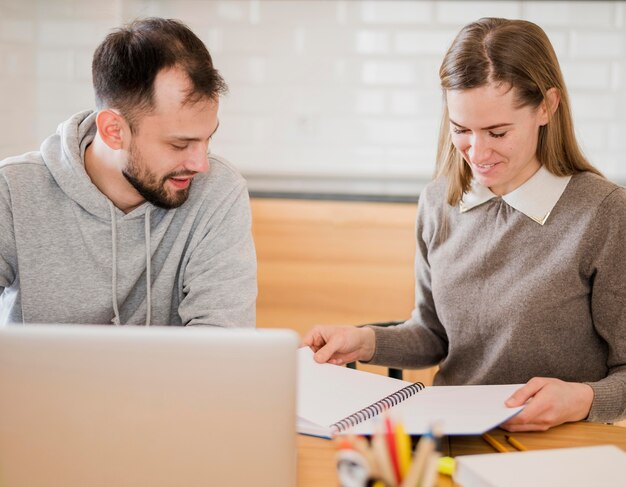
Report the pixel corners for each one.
[185,146,210,173]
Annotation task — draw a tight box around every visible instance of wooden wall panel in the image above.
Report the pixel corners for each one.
[252,198,417,331]
[252,197,436,385]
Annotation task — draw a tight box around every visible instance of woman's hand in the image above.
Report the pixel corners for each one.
[500,377,594,432]
[301,325,376,365]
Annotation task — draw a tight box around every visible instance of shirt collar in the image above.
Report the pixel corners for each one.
[459,166,572,225]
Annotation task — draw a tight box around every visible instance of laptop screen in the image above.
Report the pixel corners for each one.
[0,325,298,487]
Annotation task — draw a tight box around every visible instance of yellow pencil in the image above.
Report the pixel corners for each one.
[394,422,412,478]
[481,433,509,453]
[505,434,528,451]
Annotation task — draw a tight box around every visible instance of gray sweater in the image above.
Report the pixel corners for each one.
[0,111,257,327]
[370,172,626,423]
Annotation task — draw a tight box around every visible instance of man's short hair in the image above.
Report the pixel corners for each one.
[92,17,228,129]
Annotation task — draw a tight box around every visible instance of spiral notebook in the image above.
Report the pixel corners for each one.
[297,348,524,438]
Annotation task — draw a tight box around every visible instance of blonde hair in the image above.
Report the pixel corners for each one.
[436,18,602,206]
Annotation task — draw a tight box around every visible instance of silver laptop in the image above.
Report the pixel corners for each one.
[0,324,299,487]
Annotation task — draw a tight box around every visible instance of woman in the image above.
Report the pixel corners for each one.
[303,18,626,432]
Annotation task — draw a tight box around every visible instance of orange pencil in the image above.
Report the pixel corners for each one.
[481,433,509,453]
[505,435,528,451]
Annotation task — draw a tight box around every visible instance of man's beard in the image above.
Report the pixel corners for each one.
[122,143,193,210]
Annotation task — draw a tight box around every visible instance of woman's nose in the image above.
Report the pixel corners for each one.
[467,135,493,164]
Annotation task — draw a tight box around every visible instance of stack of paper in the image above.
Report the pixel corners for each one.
[454,445,626,487]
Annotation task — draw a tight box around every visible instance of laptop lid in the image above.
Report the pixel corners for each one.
[0,325,299,487]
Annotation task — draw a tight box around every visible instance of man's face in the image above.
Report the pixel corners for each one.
[122,68,219,209]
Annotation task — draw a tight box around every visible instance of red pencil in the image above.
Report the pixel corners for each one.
[383,415,402,484]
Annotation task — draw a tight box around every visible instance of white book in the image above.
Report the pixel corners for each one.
[454,445,626,487]
[297,347,524,438]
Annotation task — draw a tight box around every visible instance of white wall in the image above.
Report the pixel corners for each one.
[1,0,625,197]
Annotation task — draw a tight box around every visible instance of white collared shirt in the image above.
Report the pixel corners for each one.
[459,166,572,225]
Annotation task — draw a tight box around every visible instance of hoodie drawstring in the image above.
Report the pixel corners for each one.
[108,202,152,326]
[144,207,152,326]
[109,201,121,326]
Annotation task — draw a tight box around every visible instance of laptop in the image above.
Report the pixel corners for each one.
[0,324,299,487]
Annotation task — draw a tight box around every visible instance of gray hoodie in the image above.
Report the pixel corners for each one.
[0,111,257,327]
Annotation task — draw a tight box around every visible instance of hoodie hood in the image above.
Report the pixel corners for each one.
[39,110,152,325]
[40,110,121,220]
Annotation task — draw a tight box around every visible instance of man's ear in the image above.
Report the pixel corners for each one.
[538,87,560,126]
[95,110,130,150]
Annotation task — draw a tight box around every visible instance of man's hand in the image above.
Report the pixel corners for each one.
[500,377,594,432]
[301,325,376,365]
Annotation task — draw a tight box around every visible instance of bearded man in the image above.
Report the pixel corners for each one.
[0,18,256,327]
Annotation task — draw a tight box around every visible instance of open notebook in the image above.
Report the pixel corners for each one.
[297,347,524,438]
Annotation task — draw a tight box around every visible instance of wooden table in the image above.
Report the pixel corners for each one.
[297,422,626,486]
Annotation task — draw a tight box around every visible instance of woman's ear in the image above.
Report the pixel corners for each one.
[95,110,130,150]
[539,87,560,126]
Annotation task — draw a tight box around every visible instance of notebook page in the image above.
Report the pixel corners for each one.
[346,384,524,436]
[297,347,411,428]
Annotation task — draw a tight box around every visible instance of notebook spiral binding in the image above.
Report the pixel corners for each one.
[330,381,425,434]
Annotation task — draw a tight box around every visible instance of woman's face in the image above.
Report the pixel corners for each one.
[446,82,550,196]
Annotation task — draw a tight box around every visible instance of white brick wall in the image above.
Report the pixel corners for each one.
[0,2,37,158]
[1,0,626,197]
[360,1,433,24]
[435,1,521,24]
[523,2,615,27]
[0,19,36,43]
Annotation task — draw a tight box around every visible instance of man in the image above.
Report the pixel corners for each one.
[0,18,256,327]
